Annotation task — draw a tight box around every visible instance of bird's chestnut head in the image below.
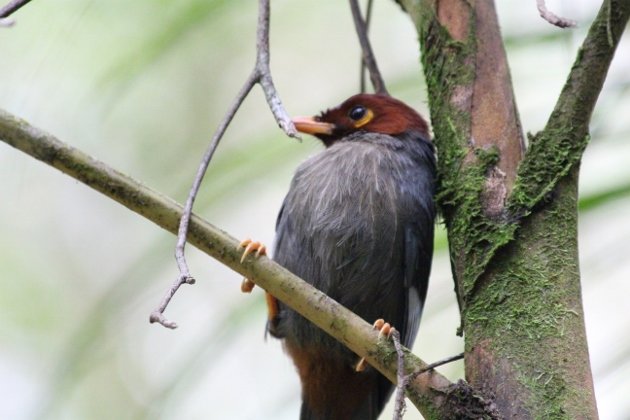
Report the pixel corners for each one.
[292,94,430,147]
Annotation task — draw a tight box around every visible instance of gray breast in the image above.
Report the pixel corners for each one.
[277,134,425,305]
[272,132,435,354]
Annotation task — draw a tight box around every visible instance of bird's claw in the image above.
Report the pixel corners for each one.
[239,238,267,263]
[238,239,279,328]
[373,318,394,340]
[238,238,267,293]
[241,278,256,293]
[355,318,396,372]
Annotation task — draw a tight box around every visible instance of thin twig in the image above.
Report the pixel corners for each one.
[149,72,258,329]
[392,348,464,419]
[255,0,298,136]
[150,0,298,329]
[536,0,577,28]
[391,329,407,420]
[0,0,32,26]
[0,0,31,17]
[359,0,375,93]
[349,0,389,95]
[414,352,464,376]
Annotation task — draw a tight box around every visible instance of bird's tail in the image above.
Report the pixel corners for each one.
[299,389,382,420]
[299,402,320,420]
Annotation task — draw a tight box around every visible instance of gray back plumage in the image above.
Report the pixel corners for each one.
[273,131,435,351]
[272,130,435,420]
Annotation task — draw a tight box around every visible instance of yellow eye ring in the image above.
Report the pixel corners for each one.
[353,108,374,128]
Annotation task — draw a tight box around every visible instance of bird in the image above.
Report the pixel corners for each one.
[241,93,436,420]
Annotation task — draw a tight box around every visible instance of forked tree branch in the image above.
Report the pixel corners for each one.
[399,0,629,302]
[508,0,630,216]
[0,109,497,419]
[151,0,298,329]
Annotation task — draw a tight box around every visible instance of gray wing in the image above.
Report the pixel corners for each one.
[399,135,436,348]
[400,223,433,348]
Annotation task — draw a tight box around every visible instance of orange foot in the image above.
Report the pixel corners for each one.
[355,319,395,372]
[238,238,279,325]
[238,238,267,293]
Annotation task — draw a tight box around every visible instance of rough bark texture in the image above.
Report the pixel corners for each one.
[400,0,630,418]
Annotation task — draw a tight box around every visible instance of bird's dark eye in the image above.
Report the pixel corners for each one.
[348,105,367,121]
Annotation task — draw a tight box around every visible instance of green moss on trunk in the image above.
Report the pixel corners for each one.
[401,0,630,418]
[416,3,518,308]
[465,167,595,419]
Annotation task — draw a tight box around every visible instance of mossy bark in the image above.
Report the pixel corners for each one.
[466,167,595,419]
[400,0,630,418]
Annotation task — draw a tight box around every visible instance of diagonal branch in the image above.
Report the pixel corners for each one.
[154,0,299,329]
[0,107,498,419]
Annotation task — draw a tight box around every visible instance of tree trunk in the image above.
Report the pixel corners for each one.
[399,0,630,418]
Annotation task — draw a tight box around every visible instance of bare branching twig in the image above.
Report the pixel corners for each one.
[536,0,577,28]
[349,0,389,95]
[149,0,298,329]
[418,352,464,374]
[0,0,32,26]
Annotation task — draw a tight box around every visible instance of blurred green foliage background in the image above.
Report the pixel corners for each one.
[0,1,628,419]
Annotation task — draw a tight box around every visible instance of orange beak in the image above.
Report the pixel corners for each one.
[292,116,335,135]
